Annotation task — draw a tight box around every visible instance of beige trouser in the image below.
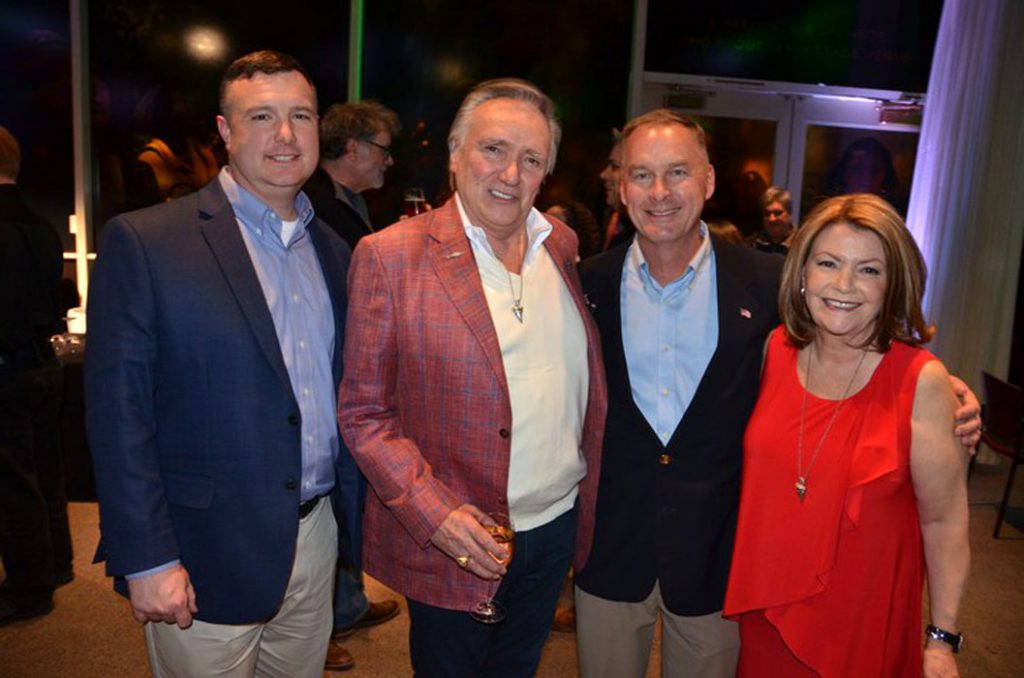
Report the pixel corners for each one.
[575,581,740,678]
[145,496,337,678]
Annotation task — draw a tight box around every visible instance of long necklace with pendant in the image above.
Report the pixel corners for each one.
[507,270,524,323]
[505,233,527,323]
[795,344,867,501]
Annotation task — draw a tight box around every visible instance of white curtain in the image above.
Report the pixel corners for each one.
[906,0,1024,391]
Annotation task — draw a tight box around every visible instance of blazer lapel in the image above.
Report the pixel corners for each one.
[665,238,759,445]
[599,246,634,410]
[197,183,294,396]
[426,201,508,390]
[710,239,761,360]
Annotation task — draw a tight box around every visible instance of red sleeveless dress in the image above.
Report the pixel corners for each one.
[724,328,936,677]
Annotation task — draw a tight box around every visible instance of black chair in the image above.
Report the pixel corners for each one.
[979,371,1024,538]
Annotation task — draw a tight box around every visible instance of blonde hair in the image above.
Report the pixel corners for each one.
[779,193,934,350]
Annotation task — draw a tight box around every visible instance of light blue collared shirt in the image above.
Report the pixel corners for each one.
[221,167,338,502]
[621,224,718,445]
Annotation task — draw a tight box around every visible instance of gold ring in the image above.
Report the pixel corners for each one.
[456,555,471,569]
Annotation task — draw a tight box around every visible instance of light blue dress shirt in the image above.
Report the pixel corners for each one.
[221,168,338,502]
[621,224,718,445]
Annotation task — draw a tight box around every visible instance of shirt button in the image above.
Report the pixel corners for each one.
[662,388,670,396]
[662,345,670,352]
[284,478,298,490]
[288,414,299,426]
[499,428,511,439]
[298,340,306,349]
[292,293,300,302]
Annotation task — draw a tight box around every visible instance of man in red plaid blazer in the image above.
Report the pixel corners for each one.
[339,79,607,675]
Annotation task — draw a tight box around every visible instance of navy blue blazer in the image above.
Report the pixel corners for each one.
[85,178,360,624]
[576,237,782,615]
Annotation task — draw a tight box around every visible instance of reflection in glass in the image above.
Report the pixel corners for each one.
[801,126,919,217]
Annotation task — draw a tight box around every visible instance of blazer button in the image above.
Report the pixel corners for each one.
[288,414,299,426]
[284,479,298,490]
[658,453,671,466]
[499,428,511,439]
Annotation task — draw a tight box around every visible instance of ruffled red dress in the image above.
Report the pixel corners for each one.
[724,328,935,677]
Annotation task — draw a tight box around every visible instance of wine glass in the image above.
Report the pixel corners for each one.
[403,187,427,217]
[469,512,515,624]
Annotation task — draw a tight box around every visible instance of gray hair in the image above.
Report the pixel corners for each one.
[320,101,401,160]
[447,78,561,175]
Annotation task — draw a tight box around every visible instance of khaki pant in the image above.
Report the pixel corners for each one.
[145,497,337,678]
[576,581,739,678]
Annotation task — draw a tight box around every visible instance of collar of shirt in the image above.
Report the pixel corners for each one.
[331,178,371,226]
[627,221,712,304]
[219,167,314,248]
[454,192,552,267]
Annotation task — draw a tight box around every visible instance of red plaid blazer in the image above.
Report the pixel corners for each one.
[339,198,608,610]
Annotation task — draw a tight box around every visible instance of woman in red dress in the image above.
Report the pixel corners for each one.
[724,194,969,677]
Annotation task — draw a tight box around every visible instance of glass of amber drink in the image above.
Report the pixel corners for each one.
[469,513,515,624]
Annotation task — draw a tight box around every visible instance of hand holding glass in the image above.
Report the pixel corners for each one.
[469,513,515,624]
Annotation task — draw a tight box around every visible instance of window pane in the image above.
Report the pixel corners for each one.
[801,125,919,217]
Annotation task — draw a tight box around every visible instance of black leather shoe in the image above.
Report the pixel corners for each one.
[331,599,401,639]
[0,596,55,627]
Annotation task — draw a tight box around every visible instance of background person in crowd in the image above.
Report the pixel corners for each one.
[747,186,795,255]
[302,99,403,673]
[708,219,745,246]
[304,101,401,250]
[575,110,981,678]
[599,128,635,251]
[725,194,969,678]
[338,78,607,676]
[84,51,358,677]
[0,125,72,627]
[547,197,602,259]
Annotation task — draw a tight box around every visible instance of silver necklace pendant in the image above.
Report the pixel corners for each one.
[512,302,524,323]
[795,477,807,501]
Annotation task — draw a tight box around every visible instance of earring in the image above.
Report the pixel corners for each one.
[800,277,806,295]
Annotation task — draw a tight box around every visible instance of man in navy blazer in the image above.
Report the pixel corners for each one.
[85,51,358,677]
[574,110,780,678]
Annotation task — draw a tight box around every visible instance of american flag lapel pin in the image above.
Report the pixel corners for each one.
[739,307,752,319]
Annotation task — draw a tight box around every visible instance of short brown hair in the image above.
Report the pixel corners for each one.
[779,193,934,350]
[0,125,20,180]
[320,101,401,160]
[621,109,707,158]
[219,50,316,115]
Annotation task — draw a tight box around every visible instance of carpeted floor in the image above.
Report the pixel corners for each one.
[1,461,1022,677]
